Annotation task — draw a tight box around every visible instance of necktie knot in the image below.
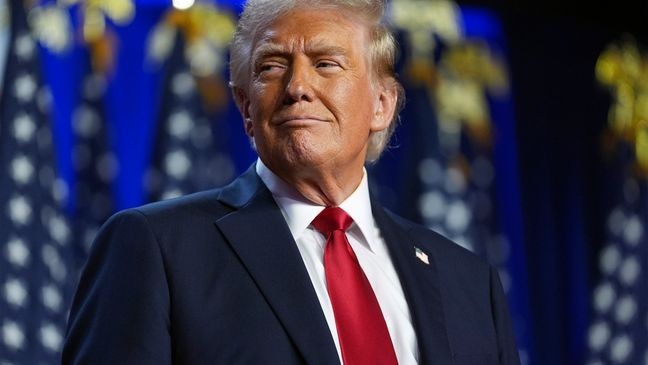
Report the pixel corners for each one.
[312,207,353,235]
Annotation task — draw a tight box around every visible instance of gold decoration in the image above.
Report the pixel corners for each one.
[390,0,462,60]
[147,1,236,110]
[436,42,509,148]
[64,0,134,43]
[389,0,510,154]
[87,31,115,75]
[82,5,106,43]
[596,37,648,175]
[26,0,136,74]
[67,0,136,74]
[153,2,235,75]
[637,120,648,171]
[405,58,438,91]
[390,0,462,87]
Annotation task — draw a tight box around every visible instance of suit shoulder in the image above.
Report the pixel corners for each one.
[96,189,233,241]
[92,189,237,262]
[130,188,232,220]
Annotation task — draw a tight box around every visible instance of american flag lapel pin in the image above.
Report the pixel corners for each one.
[414,247,429,265]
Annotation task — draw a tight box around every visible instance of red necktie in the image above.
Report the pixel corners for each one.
[312,207,398,365]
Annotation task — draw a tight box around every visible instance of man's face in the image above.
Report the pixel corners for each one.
[238,7,394,180]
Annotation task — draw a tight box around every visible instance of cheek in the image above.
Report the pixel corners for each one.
[334,83,377,126]
[248,92,265,120]
[249,83,278,118]
[327,80,369,115]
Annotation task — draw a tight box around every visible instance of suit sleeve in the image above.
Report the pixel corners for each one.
[490,267,521,365]
[62,209,172,365]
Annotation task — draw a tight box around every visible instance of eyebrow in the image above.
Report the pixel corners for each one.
[252,43,289,64]
[252,40,351,64]
[305,39,350,58]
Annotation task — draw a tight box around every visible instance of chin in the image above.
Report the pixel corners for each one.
[286,151,328,169]
[258,133,334,171]
[275,150,330,176]
[285,134,330,160]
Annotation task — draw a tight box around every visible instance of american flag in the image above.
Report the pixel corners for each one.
[585,40,648,365]
[0,1,73,363]
[70,69,115,272]
[145,34,235,201]
[371,6,533,361]
[586,143,648,365]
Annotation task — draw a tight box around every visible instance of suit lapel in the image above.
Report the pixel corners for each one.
[215,167,340,365]
[372,200,454,364]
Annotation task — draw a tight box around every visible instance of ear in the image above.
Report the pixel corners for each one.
[370,78,398,132]
[233,86,255,137]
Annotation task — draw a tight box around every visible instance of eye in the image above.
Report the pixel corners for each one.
[256,61,286,76]
[316,61,340,69]
[260,64,281,72]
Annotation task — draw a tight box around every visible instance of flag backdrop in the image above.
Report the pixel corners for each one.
[370,3,533,362]
[70,67,115,271]
[1,0,646,364]
[0,1,73,362]
[585,40,648,365]
[144,5,239,201]
[586,143,648,365]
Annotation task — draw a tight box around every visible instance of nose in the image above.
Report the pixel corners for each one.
[284,58,315,104]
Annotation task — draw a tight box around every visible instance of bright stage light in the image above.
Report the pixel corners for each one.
[172,0,195,10]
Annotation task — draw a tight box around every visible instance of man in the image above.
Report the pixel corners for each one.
[63,0,520,364]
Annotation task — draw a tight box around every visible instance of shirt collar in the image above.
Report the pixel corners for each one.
[255,158,376,252]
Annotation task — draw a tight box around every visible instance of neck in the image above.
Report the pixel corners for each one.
[265,160,365,206]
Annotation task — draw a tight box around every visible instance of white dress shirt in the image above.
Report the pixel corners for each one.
[256,159,419,365]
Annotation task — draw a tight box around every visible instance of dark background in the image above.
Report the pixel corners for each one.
[456,1,647,363]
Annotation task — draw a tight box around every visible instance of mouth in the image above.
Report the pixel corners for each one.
[274,116,328,126]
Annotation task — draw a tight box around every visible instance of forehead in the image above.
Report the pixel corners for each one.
[252,7,370,55]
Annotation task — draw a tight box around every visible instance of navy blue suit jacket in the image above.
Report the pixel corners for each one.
[62,166,520,365]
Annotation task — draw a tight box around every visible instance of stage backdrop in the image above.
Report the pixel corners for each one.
[3,0,646,364]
